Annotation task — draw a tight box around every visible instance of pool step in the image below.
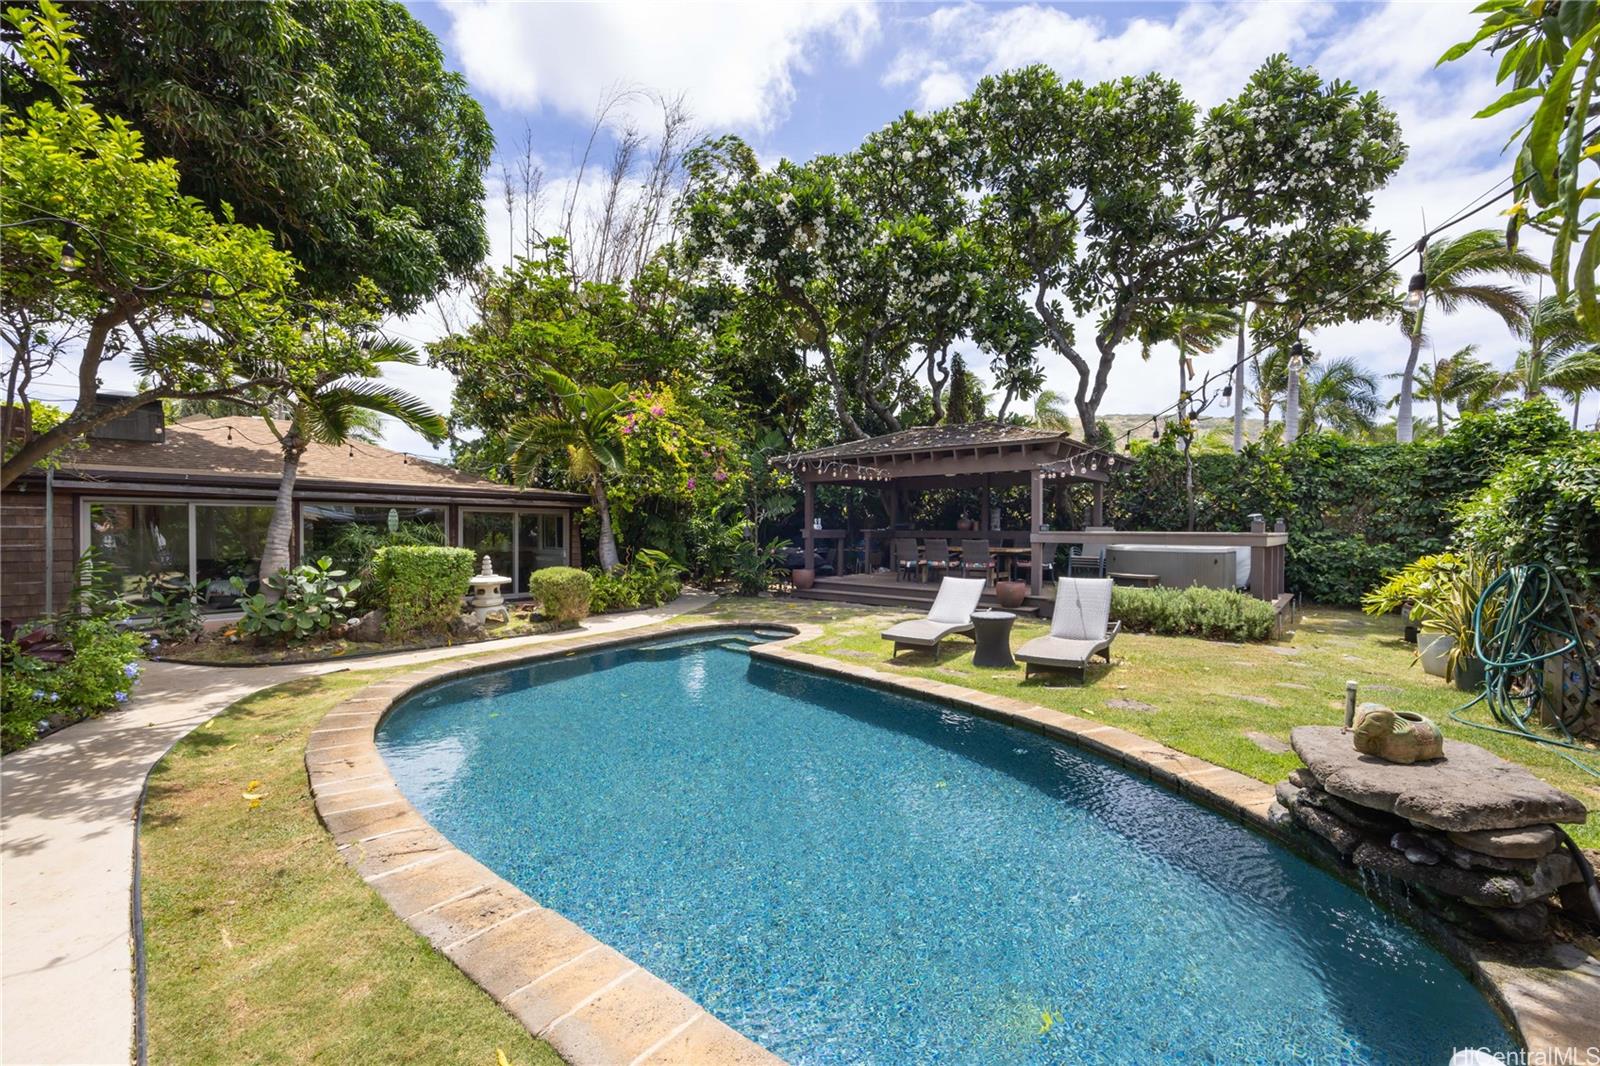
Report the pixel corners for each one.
[790,584,1041,616]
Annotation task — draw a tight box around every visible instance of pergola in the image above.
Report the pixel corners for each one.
[772,423,1126,593]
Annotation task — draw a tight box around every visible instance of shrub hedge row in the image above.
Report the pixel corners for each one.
[1108,400,1578,606]
[527,566,593,625]
[1112,585,1278,643]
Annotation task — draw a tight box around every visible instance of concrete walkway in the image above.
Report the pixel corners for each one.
[0,592,712,1066]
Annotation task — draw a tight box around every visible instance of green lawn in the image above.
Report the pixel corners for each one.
[139,668,561,1066]
[138,594,1598,1065]
[693,596,1600,848]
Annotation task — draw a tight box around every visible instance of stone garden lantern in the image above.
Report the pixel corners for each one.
[467,554,511,624]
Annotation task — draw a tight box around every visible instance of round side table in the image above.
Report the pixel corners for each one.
[970,609,1017,668]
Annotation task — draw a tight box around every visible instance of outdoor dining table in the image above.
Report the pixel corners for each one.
[988,546,1034,581]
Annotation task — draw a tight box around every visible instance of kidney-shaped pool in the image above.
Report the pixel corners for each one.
[377,631,1511,1064]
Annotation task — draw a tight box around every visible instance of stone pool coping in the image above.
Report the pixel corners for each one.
[307,617,1600,1063]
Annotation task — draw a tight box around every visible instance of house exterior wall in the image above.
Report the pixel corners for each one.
[1,484,78,623]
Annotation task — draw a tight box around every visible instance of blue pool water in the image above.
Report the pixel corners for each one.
[378,634,1511,1064]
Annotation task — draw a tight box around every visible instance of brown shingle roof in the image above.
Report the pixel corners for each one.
[61,417,585,500]
[777,422,1071,463]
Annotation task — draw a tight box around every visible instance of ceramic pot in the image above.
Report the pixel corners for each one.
[791,568,815,591]
[994,580,1027,608]
[1453,655,1486,692]
[1418,633,1454,678]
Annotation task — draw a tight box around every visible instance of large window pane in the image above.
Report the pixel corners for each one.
[535,514,566,570]
[462,512,514,590]
[195,505,273,609]
[87,502,188,606]
[301,504,445,576]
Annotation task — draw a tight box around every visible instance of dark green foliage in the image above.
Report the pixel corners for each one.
[526,567,593,626]
[14,0,494,311]
[730,537,791,595]
[1112,585,1278,642]
[1,614,145,752]
[1454,437,1600,594]
[587,549,683,613]
[373,546,474,638]
[320,520,446,609]
[141,580,204,643]
[1109,401,1576,605]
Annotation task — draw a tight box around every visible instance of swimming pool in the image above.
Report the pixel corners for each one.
[377,632,1511,1064]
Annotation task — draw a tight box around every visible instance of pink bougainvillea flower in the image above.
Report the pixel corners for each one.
[650,404,665,417]
[713,469,728,482]
[686,478,697,490]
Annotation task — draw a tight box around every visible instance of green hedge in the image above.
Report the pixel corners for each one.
[1112,585,1278,642]
[373,546,475,638]
[527,566,593,625]
[1108,400,1576,606]
[1453,436,1600,594]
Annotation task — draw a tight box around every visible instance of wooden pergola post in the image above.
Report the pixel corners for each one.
[802,479,815,571]
[1092,482,1105,526]
[980,475,991,533]
[1029,468,1045,596]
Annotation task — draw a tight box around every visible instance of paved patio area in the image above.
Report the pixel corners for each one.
[0,592,712,1066]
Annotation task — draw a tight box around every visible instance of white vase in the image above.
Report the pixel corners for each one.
[1418,633,1455,678]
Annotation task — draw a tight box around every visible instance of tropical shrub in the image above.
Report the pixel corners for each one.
[232,558,360,643]
[141,580,205,643]
[1,616,144,752]
[1111,585,1277,642]
[588,550,684,613]
[373,546,475,638]
[1453,437,1600,595]
[1407,553,1500,682]
[1361,553,1466,618]
[527,566,593,626]
[320,519,446,609]
[730,537,791,595]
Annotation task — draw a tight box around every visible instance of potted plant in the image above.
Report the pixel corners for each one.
[1363,553,1465,673]
[1408,554,1497,687]
[994,579,1027,608]
[791,567,815,591]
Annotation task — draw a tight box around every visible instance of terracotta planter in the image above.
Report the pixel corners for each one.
[994,580,1027,608]
[956,518,976,531]
[791,568,815,591]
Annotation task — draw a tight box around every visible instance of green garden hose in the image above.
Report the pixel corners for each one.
[1445,563,1598,779]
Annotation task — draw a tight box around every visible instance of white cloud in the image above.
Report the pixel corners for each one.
[443,0,880,131]
[880,0,1581,425]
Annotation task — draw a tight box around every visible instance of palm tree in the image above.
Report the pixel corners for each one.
[1390,344,1499,431]
[256,338,448,590]
[1029,388,1072,431]
[1545,348,1600,427]
[1251,350,1287,429]
[1298,357,1381,435]
[1136,306,1236,411]
[506,368,630,572]
[1395,229,1543,443]
[1514,294,1592,400]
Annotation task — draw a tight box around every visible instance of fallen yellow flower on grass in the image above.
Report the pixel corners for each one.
[242,779,263,808]
[496,1049,512,1066]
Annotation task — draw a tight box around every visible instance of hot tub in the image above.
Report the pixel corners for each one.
[1105,544,1249,590]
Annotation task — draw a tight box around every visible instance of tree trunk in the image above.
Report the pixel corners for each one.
[1284,367,1301,443]
[1436,390,1445,434]
[1396,326,1424,444]
[1184,439,1196,532]
[258,433,305,599]
[593,473,620,572]
[1232,306,1247,452]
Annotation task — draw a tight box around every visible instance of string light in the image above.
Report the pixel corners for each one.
[199,284,216,314]
[59,242,80,272]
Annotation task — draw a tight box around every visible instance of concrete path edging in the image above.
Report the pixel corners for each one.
[0,592,714,1066]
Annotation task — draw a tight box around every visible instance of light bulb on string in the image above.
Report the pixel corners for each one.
[59,242,80,273]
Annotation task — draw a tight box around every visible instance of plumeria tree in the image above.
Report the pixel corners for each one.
[965,55,1406,438]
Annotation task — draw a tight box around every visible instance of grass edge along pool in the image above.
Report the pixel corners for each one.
[377,630,1513,1065]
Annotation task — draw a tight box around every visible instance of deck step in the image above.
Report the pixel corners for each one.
[790,585,1040,616]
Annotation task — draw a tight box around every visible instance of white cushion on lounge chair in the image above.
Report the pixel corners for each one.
[1015,634,1104,662]
[1049,577,1113,640]
[927,577,986,624]
[881,618,969,646]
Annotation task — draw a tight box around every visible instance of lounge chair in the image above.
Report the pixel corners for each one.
[1016,577,1120,681]
[881,577,987,660]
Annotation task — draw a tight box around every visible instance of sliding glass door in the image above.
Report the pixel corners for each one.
[85,500,273,610]
[459,509,567,594]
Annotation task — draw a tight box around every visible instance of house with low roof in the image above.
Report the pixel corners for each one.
[1,404,588,622]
